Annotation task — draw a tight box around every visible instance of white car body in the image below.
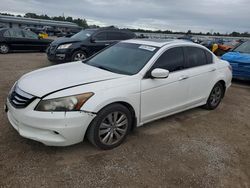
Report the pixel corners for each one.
[6,39,232,146]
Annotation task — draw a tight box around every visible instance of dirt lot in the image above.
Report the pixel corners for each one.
[0,53,250,188]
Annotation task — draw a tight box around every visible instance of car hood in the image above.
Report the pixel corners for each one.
[221,52,250,64]
[41,38,53,43]
[17,62,125,97]
[51,37,82,45]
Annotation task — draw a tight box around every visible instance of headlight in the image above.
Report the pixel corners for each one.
[57,43,72,49]
[35,93,94,112]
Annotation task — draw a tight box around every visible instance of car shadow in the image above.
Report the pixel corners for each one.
[7,50,46,54]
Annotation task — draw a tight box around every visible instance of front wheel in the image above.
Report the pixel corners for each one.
[72,50,86,61]
[0,44,9,54]
[87,104,132,150]
[203,82,224,110]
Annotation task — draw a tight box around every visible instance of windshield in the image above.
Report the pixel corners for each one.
[71,30,95,40]
[233,41,250,54]
[85,43,159,75]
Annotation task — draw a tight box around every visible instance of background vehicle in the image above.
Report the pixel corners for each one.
[47,27,136,63]
[38,32,49,39]
[221,40,250,80]
[177,35,193,42]
[200,39,242,56]
[6,39,232,149]
[213,40,240,56]
[200,38,224,51]
[23,26,44,35]
[0,28,52,54]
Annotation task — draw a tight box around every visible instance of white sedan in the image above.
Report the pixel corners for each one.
[5,39,232,149]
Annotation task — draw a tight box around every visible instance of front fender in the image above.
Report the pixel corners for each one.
[81,84,141,125]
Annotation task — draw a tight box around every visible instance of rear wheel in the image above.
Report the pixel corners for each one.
[87,104,132,150]
[72,50,86,61]
[203,82,224,110]
[0,44,9,54]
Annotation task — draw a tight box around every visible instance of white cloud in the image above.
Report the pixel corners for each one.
[0,0,249,33]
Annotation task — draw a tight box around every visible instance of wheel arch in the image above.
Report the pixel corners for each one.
[0,42,10,51]
[112,101,137,131]
[88,100,138,131]
[72,46,89,57]
[216,80,226,98]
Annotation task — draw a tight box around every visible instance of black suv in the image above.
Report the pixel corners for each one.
[47,27,136,63]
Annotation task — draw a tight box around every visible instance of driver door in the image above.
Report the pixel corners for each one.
[22,30,42,50]
[89,32,110,54]
[6,29,27,50]
[140,47,190,123]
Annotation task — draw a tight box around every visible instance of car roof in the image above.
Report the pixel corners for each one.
[122,39,193,47]
[86,27,133,34]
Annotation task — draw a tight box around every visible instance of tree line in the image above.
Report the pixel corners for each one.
[1,12,249,37]
[0,12,88,28]
[129,29,250,37]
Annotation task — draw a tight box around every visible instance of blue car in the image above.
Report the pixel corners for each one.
[221,41,250,80]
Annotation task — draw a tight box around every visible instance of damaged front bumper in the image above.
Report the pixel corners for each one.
[5,98,96,146]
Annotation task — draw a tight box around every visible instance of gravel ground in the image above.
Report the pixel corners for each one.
[0,53,250,188]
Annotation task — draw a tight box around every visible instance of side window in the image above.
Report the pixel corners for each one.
[185,47,207,68]
[23,30,38,39]
[8,29,24,38]
[120,32,132,40]
[152,47,185,72]
[93,32,107,41]
[205,50,213,64]
[3,30,10,37]
[107,32,121,41]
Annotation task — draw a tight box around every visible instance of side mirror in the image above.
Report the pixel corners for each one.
[151,68,169,79]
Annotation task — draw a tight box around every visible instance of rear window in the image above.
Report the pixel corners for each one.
[107,32,121,40]
[185,47,208,68]
[23,30,38,39]
[120,32,134,40]
[205,51,213,64]
[93,32,107,41]
[106,31,134,41]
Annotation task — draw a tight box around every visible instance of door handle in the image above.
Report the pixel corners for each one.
[209,68,216,72]
[105,43,110,46]
[179,75,189,81]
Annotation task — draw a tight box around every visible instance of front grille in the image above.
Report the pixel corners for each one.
[9,85,36,108]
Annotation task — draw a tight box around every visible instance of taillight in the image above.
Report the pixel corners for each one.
[228,65,232,72]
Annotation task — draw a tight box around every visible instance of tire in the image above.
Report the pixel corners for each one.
[203,82,224,110]
[0,44,9,54]
[87,104,132,150]
[72,50,87,61]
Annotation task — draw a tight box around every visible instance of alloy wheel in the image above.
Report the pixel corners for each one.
[98,111,128,146]
[209,85,222,107]
[0,44,9,54]
[73,52,86,61]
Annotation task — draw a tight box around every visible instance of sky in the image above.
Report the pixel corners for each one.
[0,0,249,33]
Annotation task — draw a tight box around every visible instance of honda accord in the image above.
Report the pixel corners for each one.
[5,39,232,149]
